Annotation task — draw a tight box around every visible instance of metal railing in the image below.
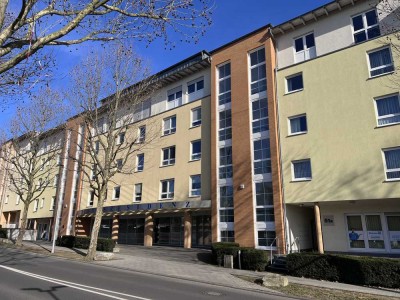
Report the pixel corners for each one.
[270,237,280,263]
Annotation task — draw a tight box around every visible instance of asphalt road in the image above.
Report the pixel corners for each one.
[0,247,298,300]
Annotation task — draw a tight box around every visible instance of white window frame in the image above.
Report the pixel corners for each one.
[40,198,44,209]
[293,32,316,63]
[136,154,144,172]
[382,147,400,181]
[162,146,176,166]
[218,109,232,142]
[190,175,201,197]
[191,107,202,127]
[351,9,380,44]
[134,183,142,202]
[113,186,121,200]
[5,195,8,204]
[187,77,204,102]
[117,132,125,145]
[286,73,304,94]
[160,179,174,200]
[167,86,182,109]
[217,62,231,106]
[53,174,59,187]
[367,47,394,78]
[116,159,123,171]
[291,159,312,181]
[163,115,176,136]
[249,47,267,98]
[251,97,268,134]
[33,199,39,212]
[138,126,146,143]
[374,94,400,127]
[88,190,95,207]
[16,195,20,205]
[288,114,308,135]
[191,140,201,161]
[50,196,55,211]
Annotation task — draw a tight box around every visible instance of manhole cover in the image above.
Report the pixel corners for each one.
[204,291,224,297]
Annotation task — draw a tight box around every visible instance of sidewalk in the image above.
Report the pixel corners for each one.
[4,240,400,298]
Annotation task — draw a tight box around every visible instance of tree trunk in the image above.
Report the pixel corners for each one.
[85,186,106,261]
[15,201,29,246]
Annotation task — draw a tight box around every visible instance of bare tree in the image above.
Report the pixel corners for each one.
[0,0,213,99]
[0,88,67,245]
[68,45,159,260]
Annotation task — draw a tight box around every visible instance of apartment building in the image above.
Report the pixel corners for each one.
[273,0,400,254]
[72,52,212,248]
[0,129,64,240]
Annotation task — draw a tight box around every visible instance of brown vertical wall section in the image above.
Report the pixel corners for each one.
[265,39,286,253]
[211,27,284,248]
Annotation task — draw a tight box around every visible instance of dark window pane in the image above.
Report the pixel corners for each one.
[365,10,378,26]
[354,31,367,43]
[352,15,364,31]
[287,74,303,92]
[305,34,315,48]
[367,26,381,39]
[295,38,304,52]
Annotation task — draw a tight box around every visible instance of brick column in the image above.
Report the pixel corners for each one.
[111,215,119,241]
[314,203,324,254]
[184,211,192,249]
[144,213,153,247]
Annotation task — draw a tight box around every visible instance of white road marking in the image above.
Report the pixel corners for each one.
[0,265,152,300]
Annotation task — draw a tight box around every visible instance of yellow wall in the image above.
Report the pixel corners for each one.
[277,35,400,204]
[80,96,211,209]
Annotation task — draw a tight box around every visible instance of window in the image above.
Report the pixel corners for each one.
[219,146,233,179]
[117,132,125,145]
[91,164,97,180]
[162,146,176,166]
[138,126,146,143]
[252,98,268,133]
[286,73,303,93]
[219,109,232,141]
[116,159,123,171]
[383,148,400,180]
[38,178,43,190]
[294,33,316,63]
[16,195,20,205]
[249,48,267,95]
[5,195,8,204]
[88,190,95,206]
[368,47,394,77]
[352,9,380,44]
[375,94,400,126]
[190,175,201,197]
[96,117,106,134]
[292,159,312,181]
[160,179,174,199]
[255,182,273,207]
[137,154,144,172]
[289,115,308,135]
[191,107,202,127]
[53,174,59,187]
[167,86,182,109]
[134,183,142,202]
[163,116,176,135]
[218,63,231,105]
[258,231,276,247]
[220,230,234,242]
[33,199,39,212]
[50,196,56,211]
[57,154,62,165]
[187,77,204,102]
[113,186,121,200]
[253,139,271,175]
[220,186,234,210]
[191,140,201,161]
[94,141,100,154]
[40,198,44,209]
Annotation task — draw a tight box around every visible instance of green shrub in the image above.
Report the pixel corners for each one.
[287,253,400,288]
[74,236,115,252]
[0,228,7,239]
[211,242,240,267]
[287,253,339,281]
[57,235,115,252]
[241,248,269,271]
[56,235,75,248]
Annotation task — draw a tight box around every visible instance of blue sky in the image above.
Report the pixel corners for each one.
[0,0,329,126]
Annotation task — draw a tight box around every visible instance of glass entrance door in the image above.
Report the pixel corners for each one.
[154,217,183,246]
[387,215,400,251]
[118,218,145,245]
[191,215,211,247]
